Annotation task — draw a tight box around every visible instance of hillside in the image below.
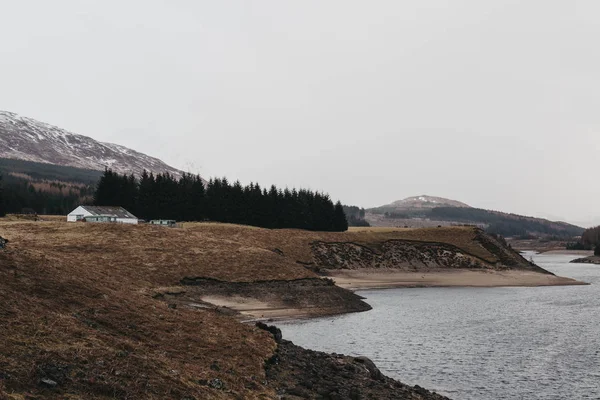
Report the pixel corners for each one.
[0,158,103,185]
[0,220,574,398]
[0,110,185,178]
[367,195,584,239]
[0,158,101,215]
[382,195,470,210]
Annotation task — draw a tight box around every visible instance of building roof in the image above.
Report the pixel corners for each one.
[79,206,138,219]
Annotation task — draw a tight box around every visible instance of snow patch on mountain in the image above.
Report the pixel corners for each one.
[0,110,186,178]
[388,195,471,210]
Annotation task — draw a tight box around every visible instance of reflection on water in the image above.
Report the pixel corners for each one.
[278,253,600,400]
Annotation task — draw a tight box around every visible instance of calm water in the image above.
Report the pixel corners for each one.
[278,253,600,399]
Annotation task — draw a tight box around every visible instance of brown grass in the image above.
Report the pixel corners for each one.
[0,222,282,399]
[0,220,498,399]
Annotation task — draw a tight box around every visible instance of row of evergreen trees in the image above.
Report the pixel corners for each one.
[0,173,93,217]
[566,225,600,255]
[94,169,349,231]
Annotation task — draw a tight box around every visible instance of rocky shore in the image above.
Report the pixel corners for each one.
[259,323,450,400]
[570,255,600,264]
[159,276,372,320]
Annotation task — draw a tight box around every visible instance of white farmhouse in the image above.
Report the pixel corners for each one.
[67,206,139,224]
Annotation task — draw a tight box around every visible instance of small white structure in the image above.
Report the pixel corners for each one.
[67,206,139,224]
[149,219,177,227]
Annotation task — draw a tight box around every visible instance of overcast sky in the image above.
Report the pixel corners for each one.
[1,1,599,225]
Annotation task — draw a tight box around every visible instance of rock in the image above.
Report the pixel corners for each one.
[349,387,363,400]
[286,386,310,397]
[255,322,283,343]
[570,256,600,265]
[208,378,225,390]
[40,378,58,387]
[198,378,226,390]
[265,340,450,400]
[0,236,8,249]
[354,356,384,381]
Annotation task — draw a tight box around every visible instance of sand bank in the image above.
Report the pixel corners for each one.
[197,269,587,321]
[539,250,594,256]
[326,268,588,291]
[201,295,310,320]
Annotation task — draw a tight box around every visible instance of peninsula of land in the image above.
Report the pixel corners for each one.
[570,255,600,265]
[0,219,584,399]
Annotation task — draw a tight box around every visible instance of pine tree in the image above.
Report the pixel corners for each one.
[137,170,152,219]
[94,168,118,206]
[91,169,347,232]
[333,201,349,232]
[190,175,206,221]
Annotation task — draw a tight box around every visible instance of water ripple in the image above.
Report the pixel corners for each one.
[279,254,600,400]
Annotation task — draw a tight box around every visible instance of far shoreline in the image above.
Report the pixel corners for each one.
[535,249,594,256]
[203,269,589,322]
[325,268,589,292]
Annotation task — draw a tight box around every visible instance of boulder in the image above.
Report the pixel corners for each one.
[255,322,283,343]
[354,356,384,381]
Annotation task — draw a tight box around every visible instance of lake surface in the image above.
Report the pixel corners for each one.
[278,253,600,399]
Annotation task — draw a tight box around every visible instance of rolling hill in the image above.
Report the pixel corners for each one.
[366,195,584,239]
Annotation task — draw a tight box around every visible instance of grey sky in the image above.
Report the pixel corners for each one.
[1,1,598,225]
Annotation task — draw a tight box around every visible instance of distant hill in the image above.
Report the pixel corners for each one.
[384,195,470,210]
[0,158,102,215]
[0,157,103,185]
[366,195,584,239]
[342,205,370,227]
[0,110,187,178]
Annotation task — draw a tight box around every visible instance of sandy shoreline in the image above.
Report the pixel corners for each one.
[199,269,588,321]
[538,250,594,256]
[201,295,313,321]
[326,268,588,291]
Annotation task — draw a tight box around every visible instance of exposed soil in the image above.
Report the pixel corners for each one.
[161,277,372,320]
[328,268,586,291]
[312,240,486,271]
[310,231,544,274]
[260,324,450,400]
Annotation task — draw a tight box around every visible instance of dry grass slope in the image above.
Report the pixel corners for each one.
[0,221,529,399]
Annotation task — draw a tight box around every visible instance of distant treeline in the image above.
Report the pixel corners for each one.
[0,172,94,216]
[94,169,348,231]
[0,158,102,184]
[370,205,584,238]
[567,226,600,255]
[342,205,370,227]
[429,207,583,238]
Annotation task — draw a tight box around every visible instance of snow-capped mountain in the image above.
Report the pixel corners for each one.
[0,110,185,177]
[386,195,471,210]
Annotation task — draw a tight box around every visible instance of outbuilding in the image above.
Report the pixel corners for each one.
[67,206,139,224]
[149,219,177,227]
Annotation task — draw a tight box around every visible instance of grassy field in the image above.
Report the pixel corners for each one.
[0,220,514,399]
